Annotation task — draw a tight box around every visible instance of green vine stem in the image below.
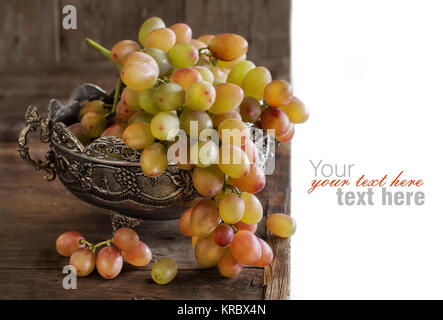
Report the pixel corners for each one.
[85,38,121,71]
[79,238,113,253]
[107,77,122,117]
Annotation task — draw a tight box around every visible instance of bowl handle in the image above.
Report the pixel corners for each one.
[17,105,56,181]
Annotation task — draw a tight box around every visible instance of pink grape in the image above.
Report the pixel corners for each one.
[69,248,95,277]
[96,246,123,279]
[113,228,139,252]
[121,241,152,267]
[230,230,262,266]
[56,231,85,257]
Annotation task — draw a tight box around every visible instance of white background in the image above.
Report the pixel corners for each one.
[290,0,443,299]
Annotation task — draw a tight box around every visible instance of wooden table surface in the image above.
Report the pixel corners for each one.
[0,141,291,300]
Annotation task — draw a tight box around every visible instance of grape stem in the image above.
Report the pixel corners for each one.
[79,239,93,250]
[106,77,123,118]
[85,38,121,71]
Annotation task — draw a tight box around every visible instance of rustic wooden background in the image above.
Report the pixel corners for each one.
[0,0,291,300]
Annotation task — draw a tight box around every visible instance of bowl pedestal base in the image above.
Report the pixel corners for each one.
[110,212,143,233]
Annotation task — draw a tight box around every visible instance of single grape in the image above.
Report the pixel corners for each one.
[194,233,224,268]
[194,66,214,83]
[190,39,206,50]
[209,33,248,61]
[81,112,107,138]
[190,199,220,237]
[209,83,244,114]
[111,40,141,65]
[121,87,141,111]
[264,80,293,107]
[276,123,295,142]
[242,138,258,163]
[210,111,242,128]
[151,258,177,285]
[121,62,158,91]
[211,65,229,85]
[78,100,106,121]
[121,241,152,267]
[123,51,159,74]
[171,67,202,90]
[197,34,215,45]
[241,193,263,224]
[234,221,257,233]
[217,54,246,70]
[190,140,219,168]
[218,144,251,179]
[123,122,154,150]
[101,122,126,139]
[96,246,123,280]
[144,27,176,52]
[227,60,255,86]
[260,107,291,137]
[145,48,172,77]
[169,44,199,68]
[138,88,161,115]
[192,236,199,247]
[230,230,262,266]
[69,123,91,145]
[140,143,168,177]
[231,164,266,194]
[56,231,85,257]
[239,96,262,123]
[128,111,153,125]
[170,23,192,44]
[219,192,245,224]
[69,248,95,277]
[138,17,166,46]
[217,119,250,146]
[255,239,274,267]
[242,67,272,101]
[266,213,296,238]
[179,108,213,136]
[150,111,180,141]
[153,82,185,111]
[217,248,242,278]
[279,96,309,123]
[213,224,235,247]
[185,80,216,111]
[179,208,194,237]
[116,100,137,123]
[113,227,139,252]
[191,166,224,198]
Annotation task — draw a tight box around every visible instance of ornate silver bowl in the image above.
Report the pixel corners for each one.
[18,84,276,226]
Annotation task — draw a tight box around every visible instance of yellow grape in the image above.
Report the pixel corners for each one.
[121,241,152,267]
[171,67,202,90]
[185,80,216,111]
[144,27,176,52]
[128,111,153,125]
[194,233,224,268]
[121,87,141,111]
[209,83,244,114]
[279,96,309,123]
[145,47,172,77]
[217,119,250,146]
[123,51,159,74]
[191,166,224,198]
[122,122,155,150]
[138,88,161,115]
[121,62,158,91]
[227,60,255,86]
[150,111,180,141]
[266,213,296,238]
[153,82,185,111]
[140,143,168,177]
[264,80,293,107]
[78,100,106,121]
[231,164,266,194]
[211,65,229,85]
[219,192,245,224]
[190,199,220,237]
[240,192,263,224]
[179,208,193,237]
[192,236,199,247]
[167,136,193,170]
[151,258,177,285]
[218,248,242,278]
[69,248,95,277]
[111,40,141,65]
[218,144,250,179]
[209,33,248,61]
[217,54,246,70]
[179,108,213,136]
[241,66,272,101]
[169,44,199,68]
[190,140,219,168]
[138,16,166,45]
[230,230,261,266]
[194,66,214,84]
[81,112,106,138]
[170,23,192,44]
[197,34,215,45]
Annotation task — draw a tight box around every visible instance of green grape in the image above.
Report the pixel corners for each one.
[96,246,123,280]
[218,144,251,179]
[191,166,224,198]
[121,62,158,91]
[179,108,212,136]
[209,83,244,114]
[209,33,248,61]
[113,227,140,251]
[230,230,261,266]
[168,44,199,68]
[144,27,176,52]
[101,122,126,139]
[260,107,291,137]
[138,16,166,46]
[81,112,107,138]
[219,192,245,224]
[266,213,296,238]
[140,143,168,177]
[171,67,202,90]
[227,60,256,86]
[145,47,172,77]
[138,88,161,115]
[198,34,215,45]
[190,39,206,50]
[276,123,295,142]
[128,111,153,125]
[179,208,193,237]
[194,66,214,83]
[123,122,155,150]
[239,96,262,123]
[190,199,220,237]
[111,40,141,65]
[241,67,272,101]
[69,248,95,277]
[153,82,185,111]
[279,96,309,123]
[56,231,85,257]
[170,23,192,44]
[68,123,91,145]
[121,87,141,111]
[211,65,229,85]
[255,239,273,267]
[78,100,106,121]
[151,258,177,285]
[185,81,216,111]
[194,233,224,268]
[123,52,159,74]
[116,100,137,123]
[150,111,180,141]
[217,119,250,147]
[231,164,266,194]
[190,140,219,167]
[217,248,242,278]
[210,111,242,128]
[264,80,293,107]
[217,54,246,70]
[240,193,263,224]
[121,241,152,267]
